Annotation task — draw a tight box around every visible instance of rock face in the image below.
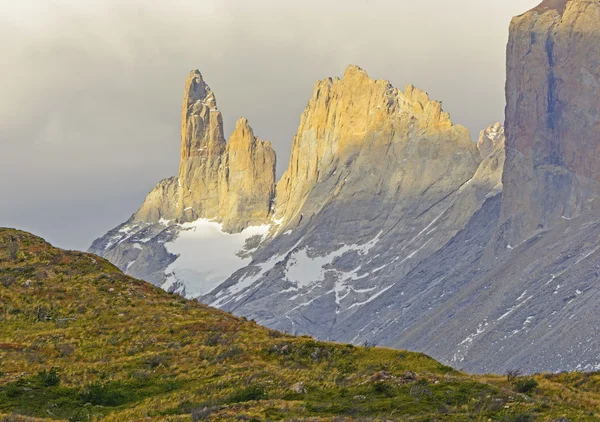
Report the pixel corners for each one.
[274,66,475,228]
[477,122,504,159]
[134,71,276,231]
[497,0,600,250]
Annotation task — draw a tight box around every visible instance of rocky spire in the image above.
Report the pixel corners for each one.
[134,70,276,231]
[218,118,276,231]
[179,70,225,162]
[496,0,600,249]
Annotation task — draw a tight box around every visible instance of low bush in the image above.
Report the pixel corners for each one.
[81,382,127,406]
[513,378,538,394]
[228,384,267,403]
[371,381,394,397]
[37,368,60,387]
[500,414,535,422]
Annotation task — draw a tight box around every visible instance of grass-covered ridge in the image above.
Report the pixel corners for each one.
[0,228,599,421]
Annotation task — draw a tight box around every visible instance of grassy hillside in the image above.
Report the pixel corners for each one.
[0,228,599,421]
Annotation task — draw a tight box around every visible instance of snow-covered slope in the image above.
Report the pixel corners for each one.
[90,218,271,298]
[162,220,270,297]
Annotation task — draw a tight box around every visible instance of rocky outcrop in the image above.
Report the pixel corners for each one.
[477,122,504,159]
[218,118,276,231]
[134,70,276,231]
[497,0,600,250]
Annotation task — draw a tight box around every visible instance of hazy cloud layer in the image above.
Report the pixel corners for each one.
[0,0,540,250]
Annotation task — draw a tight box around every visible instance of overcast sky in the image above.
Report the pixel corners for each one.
[0,0,540,251]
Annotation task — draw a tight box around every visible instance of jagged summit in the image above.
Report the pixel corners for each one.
[132,70,276,230]
[531,0,570,14]
[477,122,504,159]
[180,69,222,162]
[342,64,368,79]
[274,65,473,227]
[89,70,276,292]
[183,70,218,109]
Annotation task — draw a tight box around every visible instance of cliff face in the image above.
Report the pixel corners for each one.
[497,0,600,249]
[134,71,275,231]
[274,65,478,228]
[218,118,276,231]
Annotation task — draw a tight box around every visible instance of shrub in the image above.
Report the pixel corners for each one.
[228,384,267,403]
[204,333,221,347]
[38,367,60,387]
[371,381,394,397]
[0,274,16,288]
[216,346,242,362]
[363,340,376,349]
[506,369,522,383]
[5,383,21,398]
[147,354,170,369]
[513,378,538,394]
[81,382,127,406]
[268,330,283,338]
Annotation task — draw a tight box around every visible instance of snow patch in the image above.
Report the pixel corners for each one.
[452,321,488,363]
[347,284,394,309]
[285,233,381,288]
[162,219,270,298]
[125,260,136,273]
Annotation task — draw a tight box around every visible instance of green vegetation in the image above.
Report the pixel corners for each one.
[513,378,539,394]
[1,228,599,421]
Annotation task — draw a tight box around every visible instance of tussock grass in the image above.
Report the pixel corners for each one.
[1,228,599,421]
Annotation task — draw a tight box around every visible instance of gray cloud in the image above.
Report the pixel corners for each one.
[0,0,540,250]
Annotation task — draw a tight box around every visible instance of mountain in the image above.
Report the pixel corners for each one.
[362,0,600,374]
[91,65,504,354]
[205,68,503,344]
[6,228,600,421]
[91,0,600,375]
